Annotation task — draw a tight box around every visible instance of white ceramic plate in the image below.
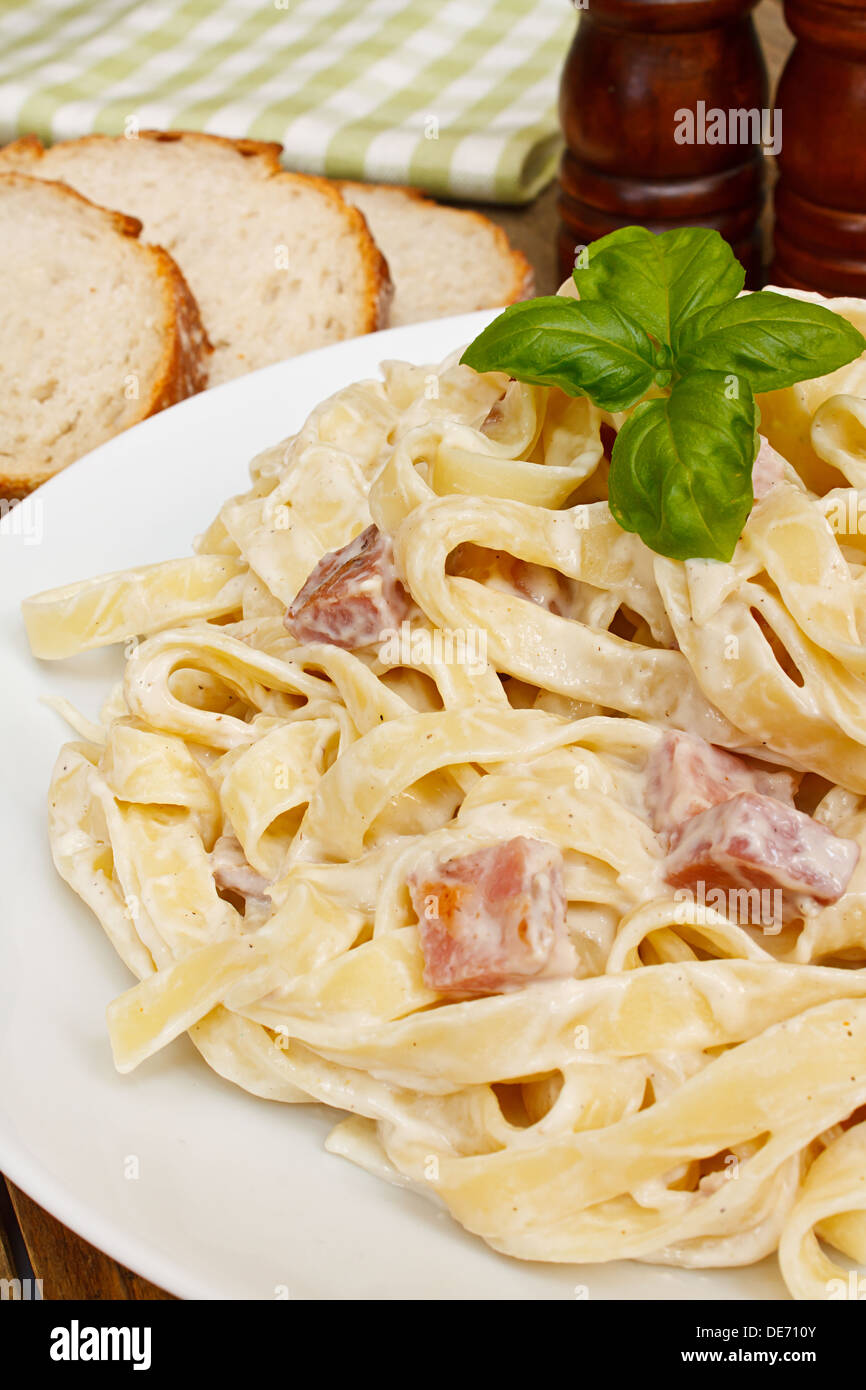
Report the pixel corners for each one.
[0,313,787,1300]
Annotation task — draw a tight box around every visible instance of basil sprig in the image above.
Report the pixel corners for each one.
[460,226,866,561]
[570,225,746,346]
[673,290,866,393]
[458,296,666,412]
[609,373,757,562]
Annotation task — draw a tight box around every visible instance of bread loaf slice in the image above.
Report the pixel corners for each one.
[0,133,392,386]
[0,172,210,498]
[338,181,533,327]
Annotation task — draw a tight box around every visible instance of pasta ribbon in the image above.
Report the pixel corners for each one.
[27,307,866,1297]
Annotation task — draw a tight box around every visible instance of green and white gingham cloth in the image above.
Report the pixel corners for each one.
[0,0,576,203]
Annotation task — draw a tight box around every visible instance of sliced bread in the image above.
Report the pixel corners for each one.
[0,172,210,498]
[338,181,534,327]
[0,132,392,386]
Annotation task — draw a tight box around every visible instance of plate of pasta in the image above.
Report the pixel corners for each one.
[4,232,866,1301]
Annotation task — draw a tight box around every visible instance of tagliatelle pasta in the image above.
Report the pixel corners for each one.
[24,290,866,1299]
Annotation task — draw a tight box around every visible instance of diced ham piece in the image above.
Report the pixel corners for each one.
[663,791,859,915]
[211,834,271,904]
[645,730,799,848]
[407,836,568,995]
[285,524,411,650]
[752,434,786,500]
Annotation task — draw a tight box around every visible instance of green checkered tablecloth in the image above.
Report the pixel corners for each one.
[0,0,576,203]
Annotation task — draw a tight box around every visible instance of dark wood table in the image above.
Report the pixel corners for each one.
[0,0,793,1303]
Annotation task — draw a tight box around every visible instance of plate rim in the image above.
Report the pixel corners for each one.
[0,310,787,1302]
[0,309,501,1302]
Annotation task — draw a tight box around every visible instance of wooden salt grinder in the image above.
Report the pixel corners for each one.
[771,0,866,295]
[557,0,768,284]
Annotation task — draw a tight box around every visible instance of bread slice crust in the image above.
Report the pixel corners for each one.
[0,133,392,382]
[337,178,534,322]
[0,170,211,497]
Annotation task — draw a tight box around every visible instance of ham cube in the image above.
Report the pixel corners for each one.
[645,730,798,847]
[285,524,410,650]
[664,791,859,914]
[752,434,786,500]
[408,836,568,995]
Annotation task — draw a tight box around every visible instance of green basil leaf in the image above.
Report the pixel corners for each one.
[573,226,745,346]
[608,370,756,562]
[460,296,657,412]
[674,291,866,393]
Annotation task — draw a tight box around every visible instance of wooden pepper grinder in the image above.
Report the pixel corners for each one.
[771,0,866,295]
[558,0,768,284]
